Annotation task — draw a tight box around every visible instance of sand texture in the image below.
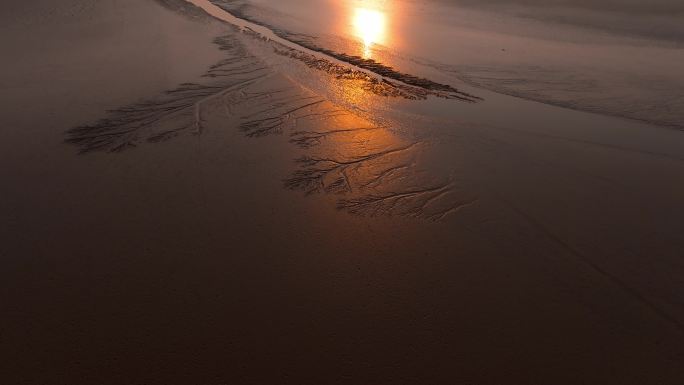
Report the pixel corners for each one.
[1,1,684,384]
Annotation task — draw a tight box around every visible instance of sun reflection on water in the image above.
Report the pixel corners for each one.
[353,7,386,59]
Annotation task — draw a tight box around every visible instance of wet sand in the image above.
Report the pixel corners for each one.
[2,1,684,384]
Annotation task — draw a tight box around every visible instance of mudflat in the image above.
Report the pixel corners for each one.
[1,1,683,384]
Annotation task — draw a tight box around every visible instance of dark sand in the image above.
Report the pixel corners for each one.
[2,1,684,384]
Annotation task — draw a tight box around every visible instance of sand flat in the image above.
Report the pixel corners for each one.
[2,1,684,384]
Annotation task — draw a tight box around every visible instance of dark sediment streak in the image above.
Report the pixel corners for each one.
[66,35,270,153]
[271,43,479,101]
[155,0,213,20]
[231,81,471,221]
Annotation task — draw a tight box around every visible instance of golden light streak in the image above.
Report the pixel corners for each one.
[352,7,386,59]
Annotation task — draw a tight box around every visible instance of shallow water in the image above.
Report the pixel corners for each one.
[209,0,684,128]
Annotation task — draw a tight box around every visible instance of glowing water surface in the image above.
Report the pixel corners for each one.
[352,7,386,58]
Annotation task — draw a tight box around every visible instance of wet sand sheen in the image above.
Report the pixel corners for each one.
[2,0,684,384]
[208,0,684,129]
